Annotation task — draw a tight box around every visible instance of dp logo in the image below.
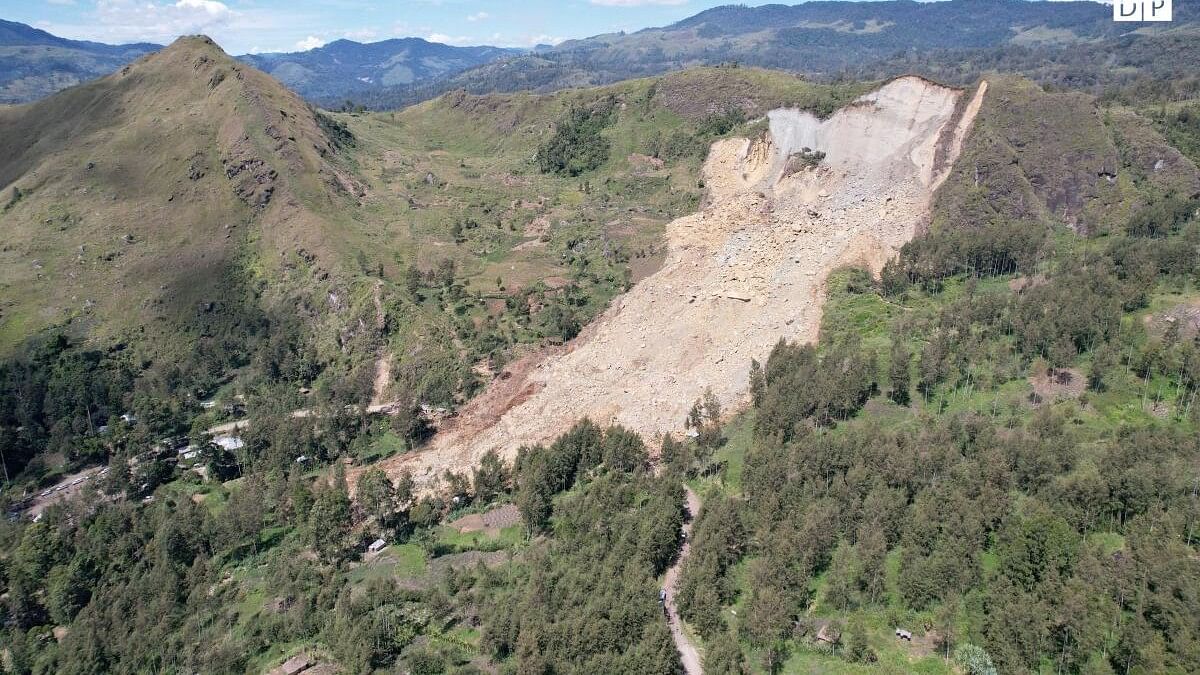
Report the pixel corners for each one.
[1114,0,1172,21]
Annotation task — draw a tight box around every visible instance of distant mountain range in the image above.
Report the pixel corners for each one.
[0,19,159,104]
[0,20,520,106]
[3,0,1200,108]
[365,0,1198,109]
[239,39,522,105]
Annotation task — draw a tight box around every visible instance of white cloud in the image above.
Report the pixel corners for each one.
[44,0,77,6]
[466,11,490,22]
[589,0,689,6]
[294,35,325,51]
[427,32,474,45]
[340,28,379,42]
[528,34,566,46]
[46,0,238,44]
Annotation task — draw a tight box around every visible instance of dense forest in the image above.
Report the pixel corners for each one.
[673,186,1200,672]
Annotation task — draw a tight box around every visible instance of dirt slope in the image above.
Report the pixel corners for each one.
[367,76,987,487]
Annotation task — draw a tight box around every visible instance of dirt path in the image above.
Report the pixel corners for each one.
[205,418,250,436]
[369,355,391,409]
[369,281,392,409]
[664,486,703,675]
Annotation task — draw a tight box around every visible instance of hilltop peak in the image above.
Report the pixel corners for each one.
[0,25,362,346]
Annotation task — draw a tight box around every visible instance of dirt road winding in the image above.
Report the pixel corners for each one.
[664,486,703,675]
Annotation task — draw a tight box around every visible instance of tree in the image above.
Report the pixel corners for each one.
[308,479,353,563]
[473,450,510,504]
[46,558,95,625]
[536,99,617,176]
[954,644,998,675]
[823,541,859,611]
[844,615,876,663]
[1088,342,1118,392]
[888,340,912,405]
[357,468,396,530]
[404,266,422,297]
[203,440,240,482]
[602,425,648,473]
[703,630,745,674]
[13,521,64,581]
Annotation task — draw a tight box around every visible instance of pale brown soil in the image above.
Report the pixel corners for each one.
[1144,298,1200,339]
[23,465,105,517]
[1028,367,1086,405]
[448,504,522,535]
[359,77,988,490]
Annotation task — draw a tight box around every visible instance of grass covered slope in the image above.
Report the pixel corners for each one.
[0,36,404,481]
[0,60,865,483]
[0,35,365,354]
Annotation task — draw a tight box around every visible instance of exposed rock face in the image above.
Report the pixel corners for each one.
[367,76,988,488]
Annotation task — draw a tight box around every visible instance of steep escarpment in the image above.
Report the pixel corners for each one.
[368,76,987,486]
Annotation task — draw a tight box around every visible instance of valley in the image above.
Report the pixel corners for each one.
[1,3,1199,674]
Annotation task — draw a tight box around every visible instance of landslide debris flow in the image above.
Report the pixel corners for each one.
[369,76,988,486]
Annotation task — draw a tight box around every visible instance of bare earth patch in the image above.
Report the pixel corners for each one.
[1028,367,1086,406]
[356,77,988,489]
[449,504,522,535]
[1144,298,1200,339]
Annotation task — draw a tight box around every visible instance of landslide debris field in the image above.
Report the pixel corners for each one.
[373,76,988,485]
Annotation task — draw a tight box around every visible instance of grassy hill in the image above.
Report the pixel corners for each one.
[0,35,407,477]
[0,49,864,479]
[0,35,365,354]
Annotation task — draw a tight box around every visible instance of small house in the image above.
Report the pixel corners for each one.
[896,628,913,641]
[367,538,386,554]
[199,400,216,409]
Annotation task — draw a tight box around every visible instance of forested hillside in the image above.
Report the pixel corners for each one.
[668,77,1200,674]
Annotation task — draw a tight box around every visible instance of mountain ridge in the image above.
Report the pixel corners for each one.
[0,19,161,104]
[238,37,522,103]
[350,0,1200,109]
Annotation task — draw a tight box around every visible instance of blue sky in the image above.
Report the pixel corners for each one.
[5,0,793,54]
